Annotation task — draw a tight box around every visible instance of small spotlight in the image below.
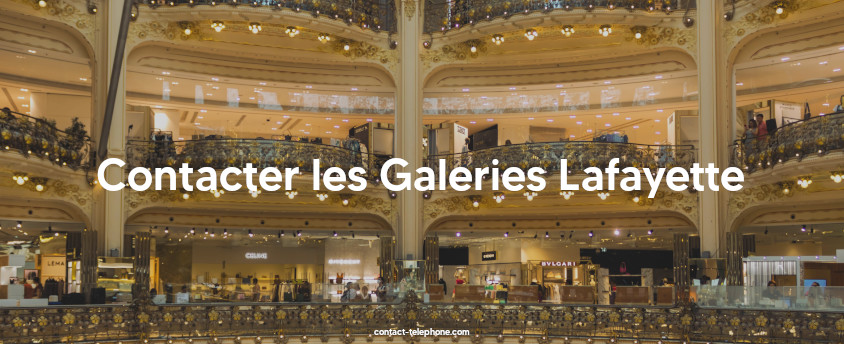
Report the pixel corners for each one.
[545,231,549,238]
[296,230,302,237]
[248,229,254,238]
[504,232,509,237]
[456,232,461,237]
[38,0,47,8]
[801,225,807,232]
[333,231,338,237]
[647,229,653,235]
[588,231,594,237]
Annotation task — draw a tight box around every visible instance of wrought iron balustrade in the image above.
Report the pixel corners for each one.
[425,141,697,178]
[126,138,391,179]
[139,0,397,33]
[424,0,696,33]
[0,108,91,170]
[730,111,844,174]
[2,293,844,343]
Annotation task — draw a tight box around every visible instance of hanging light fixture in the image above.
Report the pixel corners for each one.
[523,191,538,201]
[560,191,574,200]
[38,0,47,8]
[469,43,477,54]
[597,191,610,200]
[285,26,300,37]
[606,0,615,10]
[12,173,28,185]
[180,21,193,36]
[248,22,262,34]
[830,171,843,183]
[774,2,785,14]
[797,176,812,189]
[632,26,646,40]
[524,28,538,41]
[561,25,575,37]
[598,25,612,37]
[317,33,331,44]
[211,21,225,32]
[285,189,298,199]
[491,34,504,45]
[493,192,506,203]
[316,192,329,201]
[248,229,254,238]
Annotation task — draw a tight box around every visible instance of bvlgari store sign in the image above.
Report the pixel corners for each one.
[541,261,576,267]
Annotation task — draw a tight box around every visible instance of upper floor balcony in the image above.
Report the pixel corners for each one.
[424,0,697,33]
[140,0,398,33]
[0,108,91,171]
[731,110,844,174]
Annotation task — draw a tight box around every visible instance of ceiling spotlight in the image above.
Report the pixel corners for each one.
[285,26,300,37]
[545,231,549,238]
[504,232,509,238]
[524,29,538,41]
[211,21,225,33]
[491,34,504,45]
[598,25,612,37]
[614,229,620,236]
[333,231,338,237]
[296,230,302,237]
[87,4,97,14]
[422,191,432,199]
[422,40,431,49]
[317,33,331,43]
[38,0,47,8]
[248,22,262,34]
[204,228,209,235]
[164,227,169,234]
[561,25,575,37]
[455,232,461,237]
[647,229,653,235]
[16,221,22,229]
[588,231,594,237]
[606,1,615,10]
[190,228,196,235]
[469,44,477,53]
[801,225,807,232]
[343,43,351,51]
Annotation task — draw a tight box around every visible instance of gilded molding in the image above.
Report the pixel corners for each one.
[723,0,835,50]
[727,183,793,218]
[9,0,95,44]
[403,0,417,20]
[331,40,399,73]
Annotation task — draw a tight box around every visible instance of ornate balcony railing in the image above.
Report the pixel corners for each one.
[730,111,844,174]
[425,141,696,178]
[2,292,844,343]
[140,0,397,33]
[126,138,391,179]
[0,108,91,170]
[424,0,697,33]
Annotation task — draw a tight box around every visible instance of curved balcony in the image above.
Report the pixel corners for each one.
[126,138,391,179]
[424,0,697,33]
[730,111,844,174]
[141,0,397,33]
[0,108,91,170]
[425,141,697,178]
[1,293,842,343]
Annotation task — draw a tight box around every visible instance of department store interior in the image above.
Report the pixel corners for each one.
[1,0,844,342]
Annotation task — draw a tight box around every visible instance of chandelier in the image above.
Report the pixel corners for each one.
[523,191,538,201]
[317,33,331,44]
[491,34,504,45]
[211,21,225,32]
[285,26,300,38]
[524,29,538,41]
[597,191,610,200]
[831,171,843,183]
[598,25,612,37]
[493,192,506,203]
[248,22,262,34]
[797,177,813,189]
[561,25,575,37]
[559,191,574,200]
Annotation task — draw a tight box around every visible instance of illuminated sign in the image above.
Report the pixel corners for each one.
[481,251,497,261]
[540,261,576,267]
[328,259,361,265]
[245,252,268,259]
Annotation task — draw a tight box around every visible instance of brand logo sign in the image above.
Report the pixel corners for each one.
[481,251,497,261]
[541,261,576,267]
[245,252,268,259]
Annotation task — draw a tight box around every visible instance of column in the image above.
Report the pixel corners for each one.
[696,0,732,258]
[91,0,128,256]
[133,232,151,304]
[673,233,690,305]
[379,236,397,284]
[424,236,439,284]
[81,229,98,303]
[394,0,424,260]
[725,232,744,286]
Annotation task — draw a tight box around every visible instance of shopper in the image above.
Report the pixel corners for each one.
[762,280,781,300]
[272,275,281,303]
[375,277,388,302]
[755,114,768,141]
[744,119,757,146]
[251,278,261,302]
[341,282,355,302]
[807,282,823,307]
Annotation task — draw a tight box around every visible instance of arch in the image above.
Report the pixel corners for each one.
[126,206,395,236]
[0,196,91,229]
